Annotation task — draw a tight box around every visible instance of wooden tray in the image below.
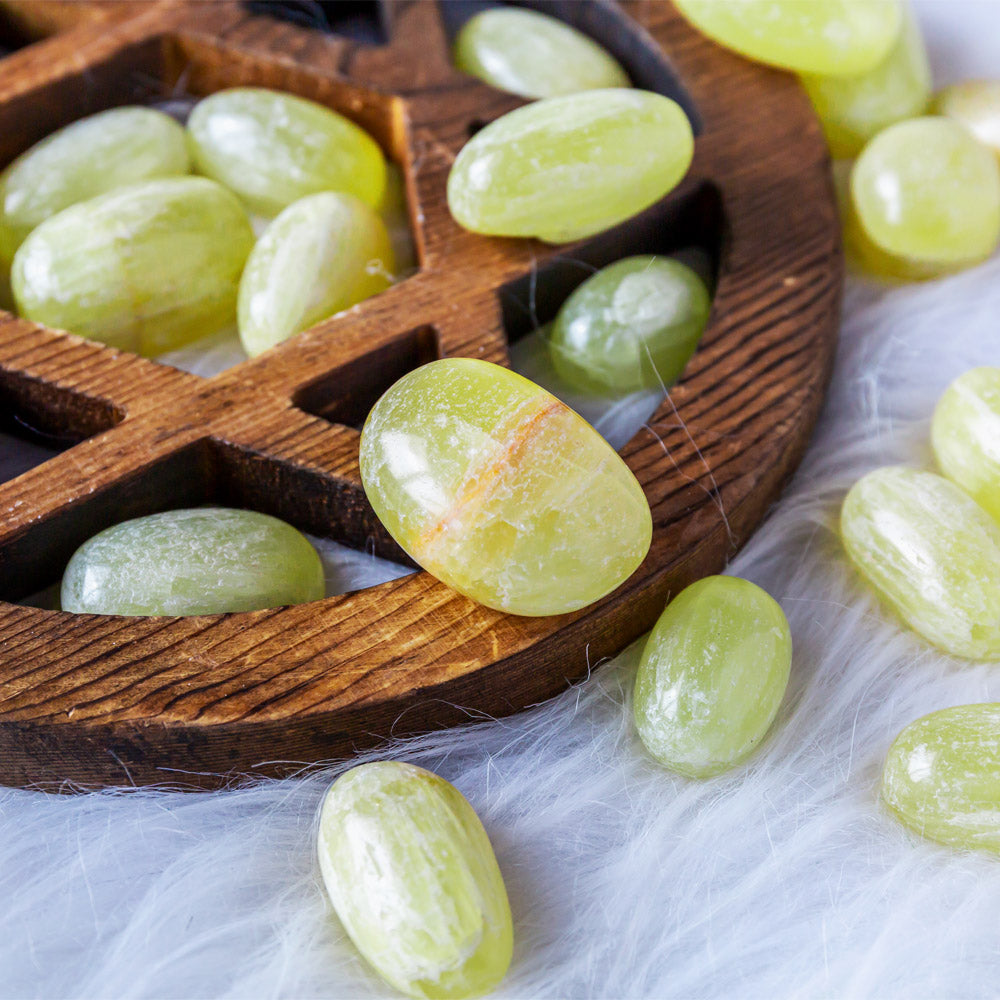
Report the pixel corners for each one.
[0,0,842,789]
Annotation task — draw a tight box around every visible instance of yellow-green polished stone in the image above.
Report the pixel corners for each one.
[548,255,711,394]
[931,367,1000,522]
[446,89,693,244]
[318,761,513,999]
[936,80,1000,159]
[633,575,792,777]
[61,508,324,616]
[800,6,930,159]
[840,466,1000,660]
[882,704,1000,854]
[851,117,1000,274]
[453,7,629,99]
[238,192,394,357]
[0,106,190,263]
[186,87,386,216]
[359,358,652,616]
[673,0,902,76]
[12,177,254,356]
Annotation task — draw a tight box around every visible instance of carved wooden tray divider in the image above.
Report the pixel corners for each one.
[0,0,841,789]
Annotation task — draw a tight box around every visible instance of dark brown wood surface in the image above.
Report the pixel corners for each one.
[0,0,842,789]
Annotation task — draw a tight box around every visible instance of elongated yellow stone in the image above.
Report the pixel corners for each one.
[800,6,930,159]
[936,80,1000,158]
[186,87,386,216]
[882,704,1000,854]
[0,106,190,262]
[318,761,513,999]
[840,466,1000,660]
[673,0,902,76]
[446,89,693,244]
[931,367,1000,522]
[453,7,630,99]
[237,192,394,356]
[12,177,254,355]
[359,358,652,616]
[633,576,792,777]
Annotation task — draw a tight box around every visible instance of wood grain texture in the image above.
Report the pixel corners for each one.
[0,0,842,789]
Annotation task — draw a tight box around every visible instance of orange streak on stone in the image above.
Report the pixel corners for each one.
[413,398,566,556]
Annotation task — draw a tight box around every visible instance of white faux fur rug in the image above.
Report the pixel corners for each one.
[4,4,1000,997]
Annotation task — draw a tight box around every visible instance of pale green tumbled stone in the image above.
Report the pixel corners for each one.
[187,87,386,216]
[932,367,1000,523]
[12,177,254,356]
[673,0,902,76]
[936,80,1000,159]
[0,106,190,263]
[840,466,1000,660]
[359,358,652,616]
[237,192,395,357]
[61,508,324,616]
[882,704,1000,854]
[548,255,711,394]
[318,761,513,999]
[453,7,629,99]
[446,89,693,244]
[800,6,930,159]
[633,576,792,777]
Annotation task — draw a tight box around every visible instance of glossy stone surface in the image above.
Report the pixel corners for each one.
[359,358,652,616]
[238,192,394,356]
[882,704,1000,854]
[633,575,792,777]
[548,255,711,394]
[673,0,902,76]
[447,90,693,244]
[61,508,325,616]
[851,117,1000,274]
[187,87,386,216]
[12,177,254,356]
[931,367,1000,522]
[453,7,629,99]
[318,761,513,999]
[840,466,1000,660]
[800,6,930,159]
[0,106,189,262]
[936,80,1000,158]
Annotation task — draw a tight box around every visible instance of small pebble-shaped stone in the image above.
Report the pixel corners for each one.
[932,367,1000,523]
[12,177,254,355]
[453,8,629,99]
[238,192,395,357]
[882,704,1000,854]
[851,118,1000,275]
[187,87,387,216]
[0,106,190,262]
[673,0,902,76]
[936,80,1000,159]
[61,508,325,616]
[359,358,651,616]
[840,467,1000,660]
[548,255,711,394]
[633,576,792,777]
[800,6,930,159]
[318,761,513,999]
[447,89,693,244]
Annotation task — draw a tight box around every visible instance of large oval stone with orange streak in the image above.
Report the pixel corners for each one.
[359,358,652,616]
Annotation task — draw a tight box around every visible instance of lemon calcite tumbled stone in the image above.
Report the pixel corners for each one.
[840,467,1000,660]
[318,762,513,999]
[446,89,693,244]
[882,704,1000,854]
[633,576,792,777]
[61,508,324,616]
[359,359,652,616]
[936,80,1000,159]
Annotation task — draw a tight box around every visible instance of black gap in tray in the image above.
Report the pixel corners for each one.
[243,1,388,45]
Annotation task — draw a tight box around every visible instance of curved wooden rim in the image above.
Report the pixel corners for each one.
[0,0,841,788]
